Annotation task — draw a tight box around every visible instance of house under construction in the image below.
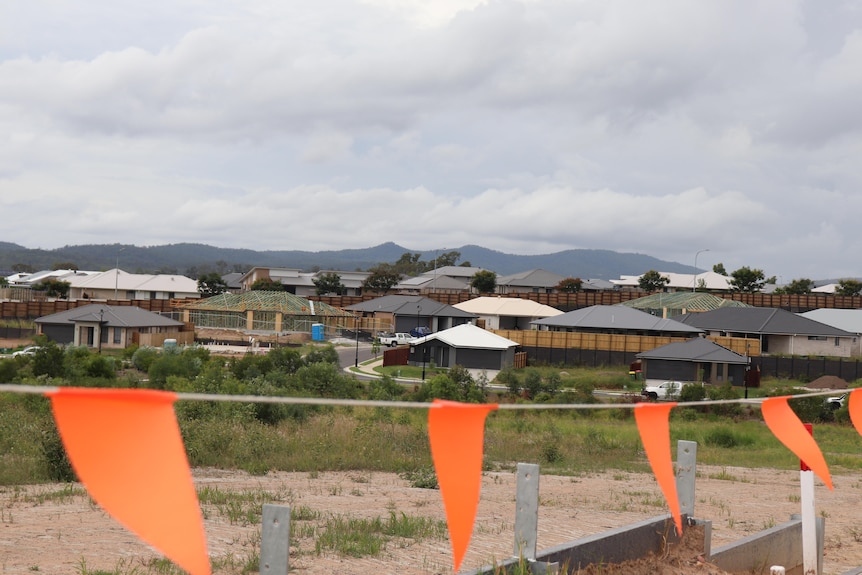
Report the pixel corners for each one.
[178,291,356,343]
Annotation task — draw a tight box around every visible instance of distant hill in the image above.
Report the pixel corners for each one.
[0,241,695,279]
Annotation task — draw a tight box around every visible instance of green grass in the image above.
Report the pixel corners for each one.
[314,512,447,557]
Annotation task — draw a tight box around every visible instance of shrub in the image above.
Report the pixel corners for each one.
[679,384,707,402]
[131,346,160,372]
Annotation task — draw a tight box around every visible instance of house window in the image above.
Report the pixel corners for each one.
[835,337,840,346]
[113,328,121,344]
[126,291,136,299]
[808,336,827,341]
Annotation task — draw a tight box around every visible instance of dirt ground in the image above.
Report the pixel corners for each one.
[1,465,861,575]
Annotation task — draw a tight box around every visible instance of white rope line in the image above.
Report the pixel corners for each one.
[0,383,850,410]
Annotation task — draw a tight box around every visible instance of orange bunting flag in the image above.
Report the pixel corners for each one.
[428,400,498,572]
[761,397,833,490]
[634,402,682,534]
[47,388,210,575]
[849,389,862,437]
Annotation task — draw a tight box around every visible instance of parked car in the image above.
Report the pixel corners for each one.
[377,332,414,347]
[11,345,40,357]
[642,381,686,400]
[409,326,432,338]
[826,393,847,410]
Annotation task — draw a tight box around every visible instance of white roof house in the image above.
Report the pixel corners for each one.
[66,269,200,300]
[409,323,519,377]
[611,271,732,292]
[453,296,563,330]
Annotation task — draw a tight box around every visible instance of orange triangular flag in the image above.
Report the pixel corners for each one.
[634,402,682,534]
[47,388,210,575]
[428,400,498,572]
[849,389,862,437]
[761,396,833,490]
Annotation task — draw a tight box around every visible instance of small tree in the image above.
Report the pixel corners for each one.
[835,279,862,296]
[313,272,345,296]
[32,278,70,298]
[250,278,285,291]
[638,270,669,292]
[197,272,229,297]
[780,278,814,295]
[470,270,497,294]
[362,265,401,293]
[712,263,728,275]
[555,277,583,293]
[728,266,767,293]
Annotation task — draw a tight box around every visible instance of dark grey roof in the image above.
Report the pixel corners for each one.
[221,272,244,290]
[637,338,749,364]
[676,307,854,337]
[531,305,703,334]
[496,269,565,288]
[35,304,183,328]
[347,295,475,318]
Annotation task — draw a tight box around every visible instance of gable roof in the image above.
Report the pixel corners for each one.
[799,309,862,334]
[611,271,732,291]
[67,269,199,293]
[346,295,475,318]
[636,337,749,364]
[35,304,183,328]
[676,307,854,337]
[413,323,518,350]
[531,305,703,334]
[496,269,565,288]
[453,296,562,318]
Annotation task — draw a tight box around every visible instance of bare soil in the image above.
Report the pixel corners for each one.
[2,465,861,574]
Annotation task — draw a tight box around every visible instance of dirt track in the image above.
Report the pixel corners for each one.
[1,465,861,574]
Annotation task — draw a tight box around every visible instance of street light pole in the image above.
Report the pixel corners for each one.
[693,249,709,292]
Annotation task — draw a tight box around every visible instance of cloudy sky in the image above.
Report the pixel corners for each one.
[2,1,861,280]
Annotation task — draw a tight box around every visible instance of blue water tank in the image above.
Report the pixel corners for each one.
[311,323,325,341]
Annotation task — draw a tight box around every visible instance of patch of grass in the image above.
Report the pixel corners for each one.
[197,486,290,526]
[314,512,446,558]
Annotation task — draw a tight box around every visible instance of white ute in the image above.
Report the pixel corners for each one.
[377,332,414,347]
[642,381,686,401]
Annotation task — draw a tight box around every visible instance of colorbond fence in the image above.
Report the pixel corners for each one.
[491,330,761,357]
[312,291,862,312]
[0,299,177,319]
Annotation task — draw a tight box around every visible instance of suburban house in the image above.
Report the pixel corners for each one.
[676,307,857,357]
[35,304,188,349]
[619,292,750,319]
[408,323,519,375]
[798,309,862,356]
[452,296,562,330]
[238,267,371,297]
[531,305,703,338]
[66,269,200,301]
[636,337,750,387]
[611,271,733,292]
[346,295,476,335]
[495,269,565,294]
[394,266,487,294]
[221,272,245,294]
[7,269,99,288]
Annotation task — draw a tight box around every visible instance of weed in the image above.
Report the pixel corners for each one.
[400,467,439,489]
